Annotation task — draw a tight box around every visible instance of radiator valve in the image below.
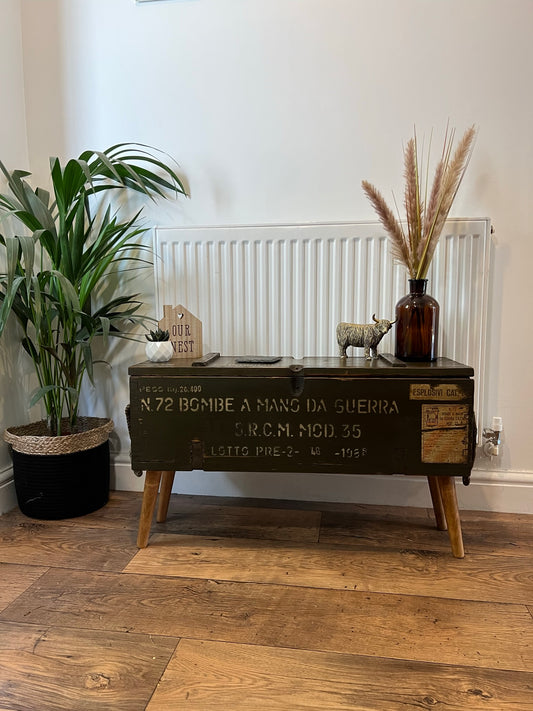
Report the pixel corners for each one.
[483,416,503,457]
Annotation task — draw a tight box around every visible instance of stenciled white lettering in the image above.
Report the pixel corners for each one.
[298,423,335,438]
[209,445,249,457]
[306,398,327,413]
[334,399,399,415]
[235,421,292,438]
[178,397,235,413]
[255,398,300,413]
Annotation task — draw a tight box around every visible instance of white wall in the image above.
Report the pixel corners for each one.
[2,0,532,512]
[0,0,29,512]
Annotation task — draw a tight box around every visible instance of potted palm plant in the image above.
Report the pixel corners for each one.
[0,143,186,518]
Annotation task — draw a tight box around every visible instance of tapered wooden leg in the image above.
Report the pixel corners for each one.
[157,471,176,523]
[427,476,447,531]
[136,470,163,549]
[438,476,465,558]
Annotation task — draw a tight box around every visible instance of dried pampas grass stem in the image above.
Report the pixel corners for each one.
[363,124,477,279]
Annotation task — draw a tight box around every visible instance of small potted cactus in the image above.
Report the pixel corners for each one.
[145,328,174,362]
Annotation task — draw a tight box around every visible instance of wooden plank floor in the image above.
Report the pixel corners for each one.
[0,491,532,710]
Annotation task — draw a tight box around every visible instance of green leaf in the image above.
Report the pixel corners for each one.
[18,234,36,289]
[5,236,20,287]
[30,384,59,408]
[82,341,94,384]
[50,270,81,305]
[21,336,40,363]
[0,142,187,430]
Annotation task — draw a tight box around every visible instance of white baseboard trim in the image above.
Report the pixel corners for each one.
[112,461,533,514]
[0,466,17,515]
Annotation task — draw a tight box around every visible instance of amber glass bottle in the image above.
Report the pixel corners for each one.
[395,279,439,361]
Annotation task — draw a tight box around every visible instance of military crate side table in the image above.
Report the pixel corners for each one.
[128,356,476,557]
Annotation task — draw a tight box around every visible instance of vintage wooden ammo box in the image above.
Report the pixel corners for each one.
[128,355,476,482]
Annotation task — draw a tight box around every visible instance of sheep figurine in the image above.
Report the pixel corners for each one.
[336,315,396,360]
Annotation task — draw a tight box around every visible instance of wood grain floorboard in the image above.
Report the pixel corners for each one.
[1,567,532,672]
[0,620,177,711]
[124,533,533,605]
[320,509,533,555]
[147,638,533,710]
[0,492,321,542]
[161,494,435,517]
[0,492,144,533]
[154,502,321,542]
[1,492,532,709]
[0,563,48,612]
[0,521,138,571]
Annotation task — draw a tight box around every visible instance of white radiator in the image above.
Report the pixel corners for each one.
[153,219,492,425]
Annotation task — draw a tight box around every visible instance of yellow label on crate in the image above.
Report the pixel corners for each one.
[410,384,466,401]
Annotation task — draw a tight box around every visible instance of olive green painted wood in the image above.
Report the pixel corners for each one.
[128,355,475,478]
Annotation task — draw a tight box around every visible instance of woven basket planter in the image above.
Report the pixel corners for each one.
[4,417,114,520]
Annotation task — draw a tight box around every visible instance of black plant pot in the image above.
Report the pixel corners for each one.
[4,417,113,520]
[12,441,110,520]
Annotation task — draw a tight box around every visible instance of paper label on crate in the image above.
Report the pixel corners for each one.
[422,429,470,464]
[420,404,470,463]
[421,404,470,429]
[410,384,466,401]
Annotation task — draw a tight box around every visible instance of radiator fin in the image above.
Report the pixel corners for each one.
[154,220,491,424]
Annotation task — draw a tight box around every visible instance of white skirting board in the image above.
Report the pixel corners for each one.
[111,461,533,515]
[1,464,531,515]
[0,468,17,515]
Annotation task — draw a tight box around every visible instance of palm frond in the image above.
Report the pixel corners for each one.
[0,143,186,434]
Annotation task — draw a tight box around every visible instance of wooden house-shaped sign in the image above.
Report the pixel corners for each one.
[159,304,203,359]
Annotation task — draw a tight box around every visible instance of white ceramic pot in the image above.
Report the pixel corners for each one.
[145,341,174,362]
